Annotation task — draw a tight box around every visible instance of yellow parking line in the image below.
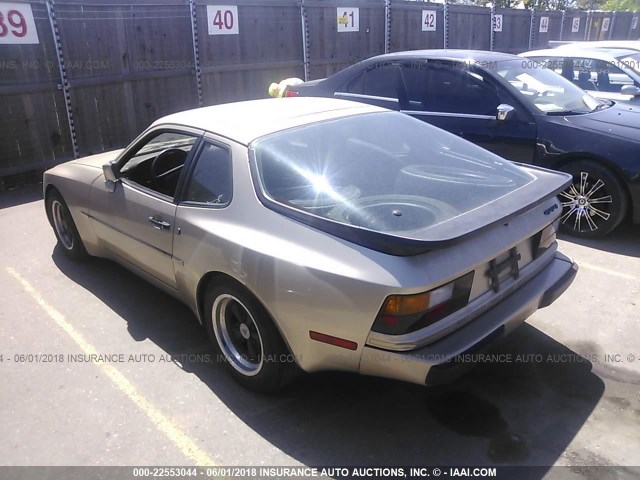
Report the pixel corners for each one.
[578,261,636,281]
[6,266,216,467]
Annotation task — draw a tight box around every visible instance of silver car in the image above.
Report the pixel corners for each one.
[521,47,640,105]
[44,98,578,392]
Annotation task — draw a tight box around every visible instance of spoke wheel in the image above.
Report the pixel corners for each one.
[559,161,627,239]
[204,281,298,393]
[212,294,265,376]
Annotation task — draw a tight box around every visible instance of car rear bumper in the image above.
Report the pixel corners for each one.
[358,252,578,386]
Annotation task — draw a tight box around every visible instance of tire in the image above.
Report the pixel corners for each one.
[45,189,88,260]
[558,161,628,239]
[204,280,294,393]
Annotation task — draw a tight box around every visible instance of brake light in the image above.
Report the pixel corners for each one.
[372,271,475,336]
[284,89,299,97]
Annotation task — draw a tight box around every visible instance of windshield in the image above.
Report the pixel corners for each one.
[251,112,533,236]
[499,59,602,114]
[617,52,640,75]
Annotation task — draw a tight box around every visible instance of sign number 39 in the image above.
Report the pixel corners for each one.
[0,2,39,44]
[207,5,239,35]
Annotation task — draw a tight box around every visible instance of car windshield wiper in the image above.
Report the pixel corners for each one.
[546,109,588,116]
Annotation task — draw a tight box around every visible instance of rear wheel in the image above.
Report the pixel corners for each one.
[46,190,88,260]
[558,161,627,238]
[204,280,294,393]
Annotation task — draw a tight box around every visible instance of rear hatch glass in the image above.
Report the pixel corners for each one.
[250,111,569,255]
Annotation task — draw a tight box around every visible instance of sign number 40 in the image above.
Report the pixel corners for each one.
[207,5,238,35]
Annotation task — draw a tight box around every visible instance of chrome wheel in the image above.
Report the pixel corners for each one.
[51,200,74,250]
[212,294,264,376]
[559,171,613,233]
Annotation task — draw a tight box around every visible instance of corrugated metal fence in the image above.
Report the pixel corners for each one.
[1,0,639,178]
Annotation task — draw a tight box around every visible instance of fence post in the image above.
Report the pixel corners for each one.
[559,10,566,40]
[608,11,616,40]
[628,13,636,40]
[300,0,310,81]
[188,0,203,107]
[443,1,449,49]
[528,8,536,51]
[46,0,78,159]
[585,10,592,40]
[490,6,495,51]
[384,0,391,54]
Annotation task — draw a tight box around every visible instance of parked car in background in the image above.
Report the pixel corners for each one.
[521,47,640,105]
[286,50,640,238]
[548,40,640,52]
[44,98,577,392]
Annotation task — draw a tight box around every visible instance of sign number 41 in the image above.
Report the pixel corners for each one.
[337,7,359,32]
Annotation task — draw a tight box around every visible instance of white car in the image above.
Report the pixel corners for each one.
[521,47,640,105]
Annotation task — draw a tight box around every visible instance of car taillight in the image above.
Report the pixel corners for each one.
[284,89,299,97]
[532,222,557,259]
[372,271,475,336]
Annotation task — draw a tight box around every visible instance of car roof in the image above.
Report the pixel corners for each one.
[523,47,639,61]
[550,40,640,51]
[368,49,519,63]
[153,97,384,144]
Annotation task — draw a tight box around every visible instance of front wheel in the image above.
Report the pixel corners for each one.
[204,281,294,393]
[558,161,628,239]
[46,189,88,260]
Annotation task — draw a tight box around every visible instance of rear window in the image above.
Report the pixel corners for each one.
[250,112,533,236]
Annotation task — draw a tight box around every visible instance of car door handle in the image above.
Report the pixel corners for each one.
[148,216,171,230]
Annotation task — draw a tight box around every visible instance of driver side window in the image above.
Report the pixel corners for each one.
[120,131,198,198]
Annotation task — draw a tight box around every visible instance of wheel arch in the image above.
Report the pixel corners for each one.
[195,271,296,357]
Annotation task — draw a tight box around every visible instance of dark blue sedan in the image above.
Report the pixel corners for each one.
[287,50,640,238]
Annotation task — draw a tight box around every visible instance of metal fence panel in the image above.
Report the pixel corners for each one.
[54,0,197,155]
[305,0,385,80]
[530,11,563,50]
[493,8,530,54]
[389,1,444,52]
[447,4,490,51]
[196,0,304,105]
[562,10,588,41]
[0,0,73,176]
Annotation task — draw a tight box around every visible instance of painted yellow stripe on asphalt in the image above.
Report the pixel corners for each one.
[6,266,216,467]
[578,261,637,281]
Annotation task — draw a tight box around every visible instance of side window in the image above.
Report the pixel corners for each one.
[345,65,401,100]
[594,60,635,93]
[400,63,428,107]
[421,66,502,116]
[183,142,232,206]
[120,131,198,198]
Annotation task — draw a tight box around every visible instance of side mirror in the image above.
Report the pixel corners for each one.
[102,163,119,193]
[621,84,640,97]
[496,104,516,122]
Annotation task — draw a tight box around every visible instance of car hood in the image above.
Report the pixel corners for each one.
[562,103,640,143]
[70,149,124,169]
